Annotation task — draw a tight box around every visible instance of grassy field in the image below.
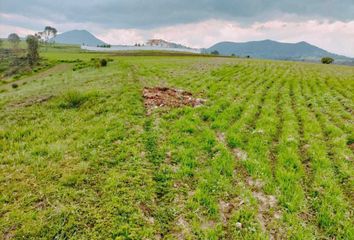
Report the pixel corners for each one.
[0,47,353,239]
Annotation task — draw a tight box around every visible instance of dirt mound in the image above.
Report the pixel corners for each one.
[143,87,205,114]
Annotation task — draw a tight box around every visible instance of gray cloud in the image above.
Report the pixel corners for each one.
[1,0,354,30]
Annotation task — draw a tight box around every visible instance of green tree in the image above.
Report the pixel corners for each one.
[38,26,57,44]
[211,50,219,55]
[8,33,20,49]
[321,57,334,64]
[26,35,39,66]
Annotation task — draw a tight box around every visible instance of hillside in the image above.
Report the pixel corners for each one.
[51,30,106,46]
[1,49,354,239]
[206,40,353,63]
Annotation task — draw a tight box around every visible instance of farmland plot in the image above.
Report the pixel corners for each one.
[0,56,353,239]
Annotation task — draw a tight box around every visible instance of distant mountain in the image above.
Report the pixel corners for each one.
[51,30,106,46]
[206,40,353,63]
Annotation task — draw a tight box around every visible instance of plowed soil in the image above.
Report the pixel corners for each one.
[143,87,205,114]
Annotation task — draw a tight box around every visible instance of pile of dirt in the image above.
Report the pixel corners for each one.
[143,87,205,114]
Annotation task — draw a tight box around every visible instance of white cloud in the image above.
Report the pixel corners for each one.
[0,24,35,37]
[0,13,53,27]
[97,29,146,45]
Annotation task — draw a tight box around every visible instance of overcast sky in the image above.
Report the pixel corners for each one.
[1,0,353,56]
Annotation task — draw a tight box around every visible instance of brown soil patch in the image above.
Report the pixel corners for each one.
[233,148,248,161]
[216,131,226,144]
[216,131,248,161]
[247,177,282,239]
[143,87,205,114]
[139,202,155,224]
[219,198,243,224]
[3,225,17,240]
[348,142,354,151]
[174,217,192,239]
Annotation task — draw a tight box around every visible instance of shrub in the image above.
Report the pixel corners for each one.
[59,90,89,109]
[12,83,18,88]
[321,57,334,64]
[72,58,108,71]
[100,59,107,67]
[59,90,99,109]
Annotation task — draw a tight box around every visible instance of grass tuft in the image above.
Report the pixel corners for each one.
[58,90,98,109]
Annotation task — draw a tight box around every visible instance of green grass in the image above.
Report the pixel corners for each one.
[0,50,353,239]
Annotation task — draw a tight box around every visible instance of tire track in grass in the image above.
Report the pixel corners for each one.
[295,72,353,239]
[143,115,180,238]
[127,63,175,238]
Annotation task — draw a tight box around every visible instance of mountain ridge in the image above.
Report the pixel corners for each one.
[51,30,106,46]
[205,39,352,63]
